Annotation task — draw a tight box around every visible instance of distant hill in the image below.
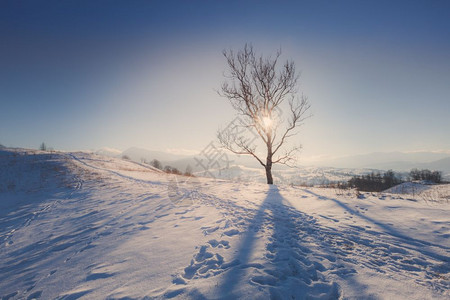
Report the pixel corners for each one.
[95,147,122,157]
[112,147,267,172]
[417,157,450,177]
[121,147,189,162]
[96,147,450,181]
[316,151,450,170]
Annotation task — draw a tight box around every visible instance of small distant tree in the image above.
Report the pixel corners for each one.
[39,142,47,151]
[184,164,193,177]
[164,165,181,175]
[431,171,442,183]
[218,44,311,184]
[151,159,163,170]
[383,170,397,188]
[122,155,130,160]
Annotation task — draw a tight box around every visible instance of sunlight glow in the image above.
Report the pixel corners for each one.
[262,116,273,130]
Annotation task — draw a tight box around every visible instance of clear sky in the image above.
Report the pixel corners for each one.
[1,1,449,162]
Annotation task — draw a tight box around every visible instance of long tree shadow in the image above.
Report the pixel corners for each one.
[300,189,450,294]
[215,185,369,299]
[214,186,270,298]
[303,189,450,261]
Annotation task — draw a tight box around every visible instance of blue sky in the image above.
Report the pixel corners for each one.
[1,1,449,161]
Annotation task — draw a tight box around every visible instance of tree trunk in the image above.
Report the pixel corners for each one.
[265,165,273,184]
[265,149,273,184]
[265,142,274,184]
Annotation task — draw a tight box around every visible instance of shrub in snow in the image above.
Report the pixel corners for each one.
[150,159,163,170]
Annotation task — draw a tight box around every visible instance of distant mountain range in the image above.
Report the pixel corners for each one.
[95,147,122,157]
[96,147,450,179]
[107,146,264,172]
[313,151,450,175]
[121,147,189,162]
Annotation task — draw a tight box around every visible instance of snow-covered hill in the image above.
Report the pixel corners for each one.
[0,149,449,299]
[202,164,383,186]
[96,147,450,183]
[94,147,122,158]
[314,151,450,170]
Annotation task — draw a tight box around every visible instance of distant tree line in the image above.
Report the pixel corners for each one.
[347,170,402,192]
[409,168,441,183]
[345,168,443,192]
[139,158,193,177]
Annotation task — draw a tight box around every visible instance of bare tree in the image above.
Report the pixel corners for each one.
[150,159,163,170]
[218,44,310,184]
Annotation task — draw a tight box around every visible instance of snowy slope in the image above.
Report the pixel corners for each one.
[200,164,381,186]
[0,149,449,299]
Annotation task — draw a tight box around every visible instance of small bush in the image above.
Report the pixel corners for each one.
[164,165,181,175]
[150,159,163,170]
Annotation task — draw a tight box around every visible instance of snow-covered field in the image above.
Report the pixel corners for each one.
[196,164,382,187]
[1,149,449,299]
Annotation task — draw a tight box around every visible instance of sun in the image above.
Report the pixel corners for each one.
[261,116,273,130]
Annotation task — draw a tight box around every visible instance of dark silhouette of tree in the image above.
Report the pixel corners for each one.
[348,170,402,192]
[218,44,311,184]
[39,142,47,151]
[164,165,181,175]
[150,159,163,170]
[410,168,441,183]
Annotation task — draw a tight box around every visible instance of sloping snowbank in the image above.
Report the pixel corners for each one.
[385,181,450,204]
[385,181,432,194]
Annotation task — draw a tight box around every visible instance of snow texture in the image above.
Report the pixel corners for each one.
[0,149,449,299]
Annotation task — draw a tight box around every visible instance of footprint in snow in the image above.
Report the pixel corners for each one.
[201,226,219,235]
[223,229,239,236]
[180,245,225,280]
[208,239,230,249]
